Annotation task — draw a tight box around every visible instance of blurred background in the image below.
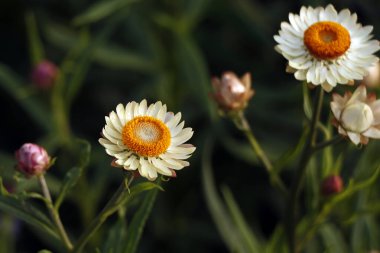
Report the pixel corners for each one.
[0,0,379,252]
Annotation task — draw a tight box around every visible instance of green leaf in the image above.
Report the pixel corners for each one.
[202,137,256,253]
[221,186,263,252]
[265,226,288,253]
[102,217,127,253]
[0,195,59,241]
[319,223,348,253]
[54,139,91,209]
[25,11,45,65]
[122,186,159,253]
[0,64,51,131]
[273,126,309,172]
[38,250,53,253]
[72,0,137,26]
[351,215,380,252]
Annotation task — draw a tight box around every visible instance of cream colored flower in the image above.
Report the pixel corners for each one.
[99,100,195,180]
[274,4,380,92]
[331,85,380,145]
[211,72,254,111]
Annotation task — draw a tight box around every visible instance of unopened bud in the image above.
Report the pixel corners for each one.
[15,143,51,176]
[321,175,343,196]
[363,62,380,88]
[31,60,59,89]
[211,71,254,112]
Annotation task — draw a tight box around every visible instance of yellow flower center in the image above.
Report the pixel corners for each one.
[304,21,351,60]
[122,116,171,157]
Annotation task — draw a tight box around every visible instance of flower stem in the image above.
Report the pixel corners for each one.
[287,86,324,253]
[72,174,134,253]
[313,135,344,151]
[38,174,73,251]
[234,112,288,196]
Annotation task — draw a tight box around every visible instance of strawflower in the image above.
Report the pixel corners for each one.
[274,4,379,92]
[331,85,380,145]
[99,100,195,180]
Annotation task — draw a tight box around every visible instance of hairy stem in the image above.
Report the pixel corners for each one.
[234,112,288,196]
[38,174,73,250]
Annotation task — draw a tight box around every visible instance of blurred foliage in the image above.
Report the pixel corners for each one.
[0,0,379,252]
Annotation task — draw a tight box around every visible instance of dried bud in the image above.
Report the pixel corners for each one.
[321,175,343,196]
[211,72,254,112]
[15,143,51,176]
[363,62,380,88]
[31,60,59,89]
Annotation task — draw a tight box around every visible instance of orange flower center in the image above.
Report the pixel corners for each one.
[122,116,171,157]
[304,21,351,60]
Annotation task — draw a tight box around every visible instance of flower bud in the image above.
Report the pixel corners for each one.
[363,62,380,88]
[31,60,59,89]
[211,71,254,112]
[15,143,51,176]
[321,175,343,196]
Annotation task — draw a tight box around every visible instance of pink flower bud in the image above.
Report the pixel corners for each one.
[31,60,59,89]
[321,175,343,196]
[15,143,51,176]
[211,71,254,112]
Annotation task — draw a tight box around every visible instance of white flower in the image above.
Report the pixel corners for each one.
[274,4,380,92]
[99,100,196,180]
[331,85,380,145]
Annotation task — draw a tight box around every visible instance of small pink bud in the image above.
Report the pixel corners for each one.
[31,60,59,89]
[211,71,254,112]
[321,175,343,196]
[15,143,51,176]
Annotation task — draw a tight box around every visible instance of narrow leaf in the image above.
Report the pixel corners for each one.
[25,11,45,65]
[221,186,263,252]
[122,187,159,253]
[55,139,91,209]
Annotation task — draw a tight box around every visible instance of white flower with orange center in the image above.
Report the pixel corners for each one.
[331,85,380,145]
[274,4,380,92]
[99,100,195,180]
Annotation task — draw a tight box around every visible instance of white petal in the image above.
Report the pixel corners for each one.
[347,131,361,145]
[116,104,126,125]
[171,128,193,146]
[362,127,380,139]
[139,99,148,116]
[139,158,158,181]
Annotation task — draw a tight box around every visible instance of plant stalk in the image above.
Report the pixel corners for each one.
[38,174,73,251]
[235,112,288,196]
[287,86,324,253]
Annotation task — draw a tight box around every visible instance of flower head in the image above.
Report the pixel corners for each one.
[274,4,380,92]
[99,100,195,181]
[211,72,254,112]
[331,85,380,145]
[31,60,59,89]
[15,143,51,176]
[321,175,343,196]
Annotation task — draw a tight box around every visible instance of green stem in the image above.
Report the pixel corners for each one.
[235,112,288,196]
[38,174,73,251]
[287,86,324,253]
[72,175,134,253]
[313,135,344,151]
